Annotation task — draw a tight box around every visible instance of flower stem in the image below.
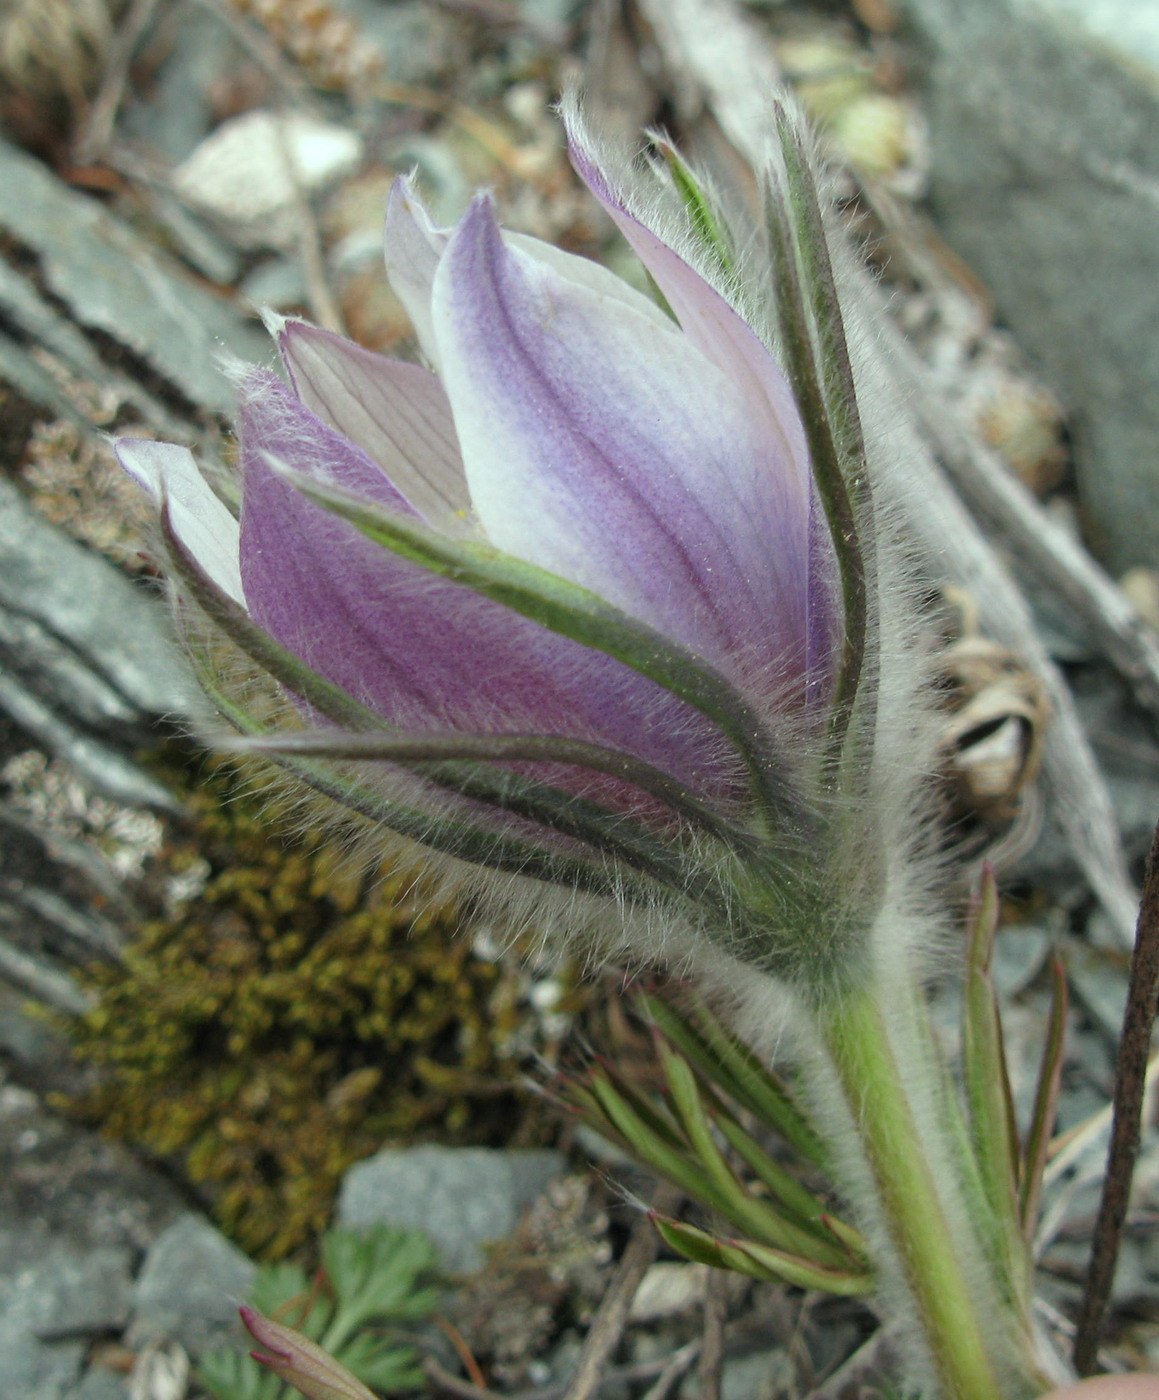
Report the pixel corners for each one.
[818,985,1005,1400]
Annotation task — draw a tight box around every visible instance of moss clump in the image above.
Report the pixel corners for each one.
[67,756,546,1258]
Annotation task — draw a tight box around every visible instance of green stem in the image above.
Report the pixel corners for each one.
[818,986,1005,1400]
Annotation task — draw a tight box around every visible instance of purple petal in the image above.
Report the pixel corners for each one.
[115,437,244,604]
[431,198,813,690]
[277,319,471,532]
[564,110,813,518]
[382,178,447,368]
[236,370,735,806]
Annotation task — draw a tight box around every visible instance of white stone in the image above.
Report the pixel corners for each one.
[172,110,363,249]
[628,1261,709,1321]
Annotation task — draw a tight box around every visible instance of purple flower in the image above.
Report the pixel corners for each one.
[117,113,840,929]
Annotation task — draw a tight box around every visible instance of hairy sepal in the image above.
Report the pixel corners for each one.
[265,454,803,834]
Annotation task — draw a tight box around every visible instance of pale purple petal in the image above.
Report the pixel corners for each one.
[277,319,471,532]
[504,232,674,330]
[564,107,813,537]
[115,438,244,605]
[382,178,447,368]
[236,371,735,803]
[431,198,812,688]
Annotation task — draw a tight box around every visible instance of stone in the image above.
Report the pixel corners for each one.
[0,480,186,720]
[0,137,267,415]
[0,1089,184,1255]
[713,1348,792,1400]
[0,479,186,808]
[0,1244,133,1400]
[67,1370,130,1400]
[336,1145,565,1275]
[629,1263,708,1322]
[899,0,1159,572]
[130,1214,256,1355]
[173,111,363,251]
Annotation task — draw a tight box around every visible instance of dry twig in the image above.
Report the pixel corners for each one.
[696,1266,728,1400]
[1073,814,1159,1373]
[562,1181,683,1400]
[74,0,160,164]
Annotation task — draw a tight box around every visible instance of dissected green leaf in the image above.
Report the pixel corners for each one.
[323,1225,441,1328]
[198,1346,287,1400]
[198,1226,440,1400]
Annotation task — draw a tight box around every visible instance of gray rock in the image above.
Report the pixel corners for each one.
[0,479,188,808]
[337,1145,565,1274]
[0,1087,185,1398]
[0,137,268,415]
[0,1244,133,1400]
[119,4,235,165]
[67,1370,130,1400]
[900,0,1159,572]
[130,1214,256,1355]
[340,0,469,87]
[713,1348,792,1400]
[1067,939,1129,1044]
[992,922,1051,997]
[0,1088,184,1254]
[0,480,187,720]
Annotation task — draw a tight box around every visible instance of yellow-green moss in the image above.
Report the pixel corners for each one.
[67,755,550,1258]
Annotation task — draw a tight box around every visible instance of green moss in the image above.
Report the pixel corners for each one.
[67,755,548,1258]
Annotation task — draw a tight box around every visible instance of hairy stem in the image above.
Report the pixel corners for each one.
[818,985,1010,1400]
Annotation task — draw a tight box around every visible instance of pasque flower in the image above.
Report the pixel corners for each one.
[117,103,860,982]
[119,102,1061,1400]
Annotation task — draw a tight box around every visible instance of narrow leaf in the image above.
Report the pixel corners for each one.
[651,135,736,281]
[166,511,729,903]
[962,865,1028,1304]
[233,728,759,855]
[651,1216,872,1296]
[639,993,826,1165]
[185,633,644,901]
[655,1037,849,1266]
[586,1075,733,1215]
[1020,951,1068,1235]
[766,104,873,770]
[710,1104,857,1249]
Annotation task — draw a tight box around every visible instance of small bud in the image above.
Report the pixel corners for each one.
[240,1306,378,1400]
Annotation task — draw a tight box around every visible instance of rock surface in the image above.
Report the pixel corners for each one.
[900,0,1159,573]
[0,137,267,417]
[129,1214,257,1355]
[337,1144,566,1274]
[0,478,186,810]
[0,1079,185,1399]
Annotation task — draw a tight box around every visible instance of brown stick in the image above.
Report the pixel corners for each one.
[1073,814,1159,1373]
[696,1266,728,1400]
[562,1182,683,1400]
